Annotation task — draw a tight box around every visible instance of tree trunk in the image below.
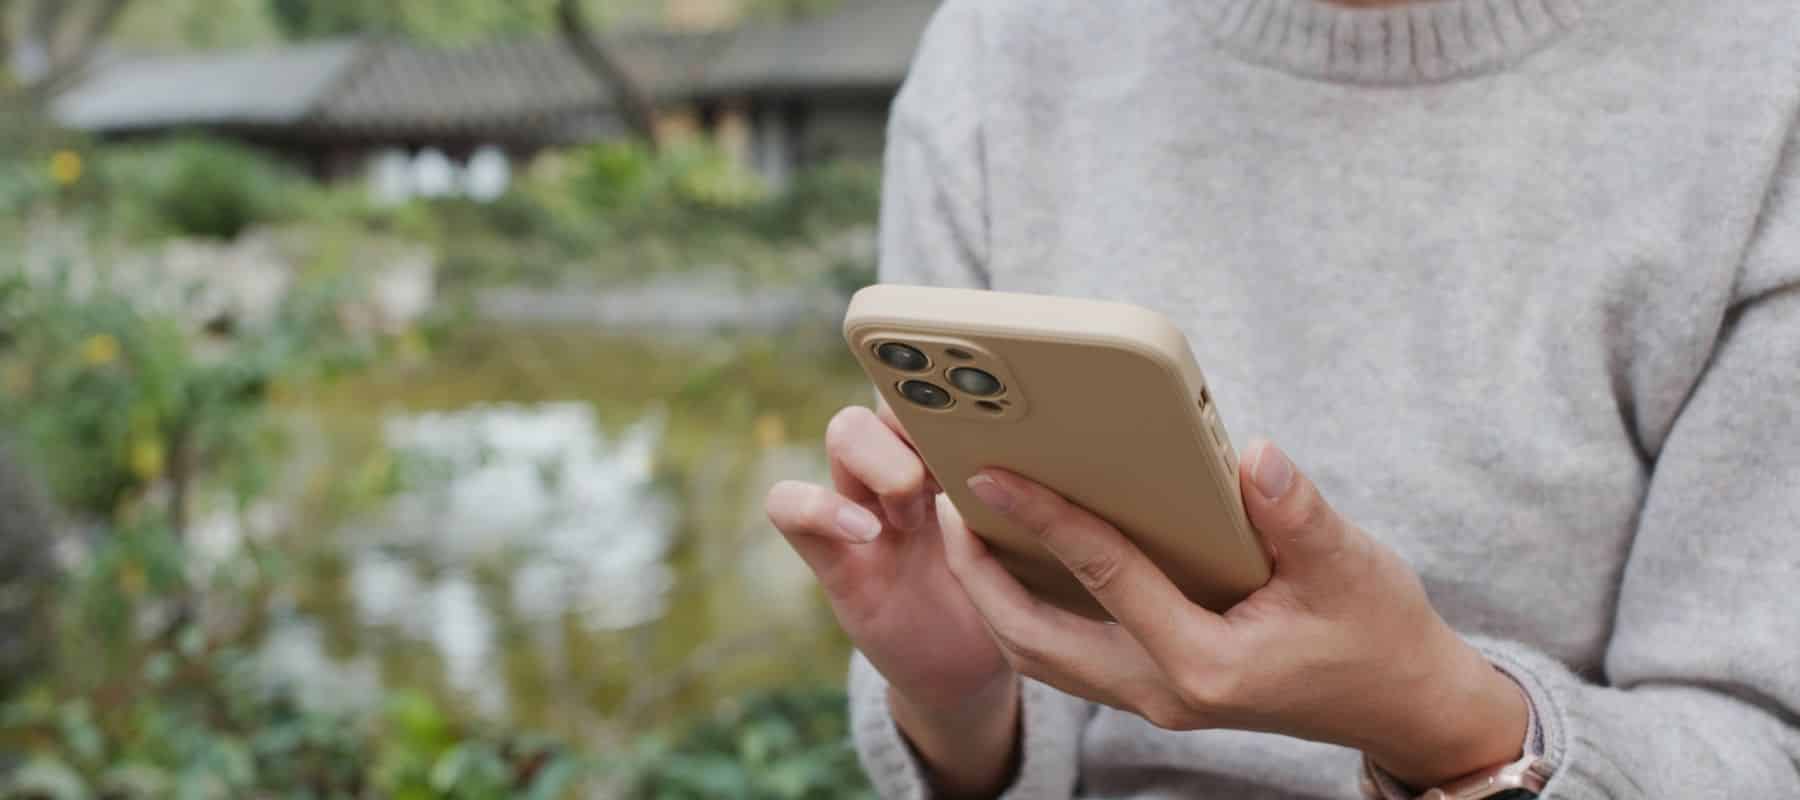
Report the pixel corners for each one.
[555,0,660,150]
[167,424,192,540]
[4,0,131,106]
[0,443,55,697]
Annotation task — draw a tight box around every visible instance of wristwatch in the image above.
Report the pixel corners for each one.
[1359,750,1552,800]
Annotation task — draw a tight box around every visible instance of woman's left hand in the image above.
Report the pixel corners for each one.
[940,439,1529,789]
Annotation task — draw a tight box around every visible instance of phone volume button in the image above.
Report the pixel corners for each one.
[1202,408,1226,446]
[1201,407,1236,473]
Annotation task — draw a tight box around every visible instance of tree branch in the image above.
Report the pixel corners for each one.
[36,0,127,97]
[5,0,131,106]
[555,0,659,150]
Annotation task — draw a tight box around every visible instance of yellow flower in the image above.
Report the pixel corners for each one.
[118,563,148,597]
[129,437,165,481]
[81,333,120,366]
[752,414,786,449]
[48,150,82,186]
[1,363,29,395]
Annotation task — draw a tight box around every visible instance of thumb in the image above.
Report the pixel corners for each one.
[1239,439,1363,582]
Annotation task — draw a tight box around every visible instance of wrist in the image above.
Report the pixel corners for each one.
[889,677,1021,799]
[1367,640,1530,789]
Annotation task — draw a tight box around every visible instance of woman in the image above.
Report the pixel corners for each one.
[765,0,1800,796]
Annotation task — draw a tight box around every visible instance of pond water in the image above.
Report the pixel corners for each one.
[265,321,871,744]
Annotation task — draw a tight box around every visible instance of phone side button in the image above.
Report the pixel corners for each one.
[1201,408,1238,475]
[1206,411,1231,451]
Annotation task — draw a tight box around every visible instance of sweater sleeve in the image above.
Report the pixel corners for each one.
[851,653,1090,800]
[850,4,1094,798]
[1469,122,1800,798]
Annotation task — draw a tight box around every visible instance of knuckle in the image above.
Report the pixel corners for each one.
[988,623,1047,667]
[823,406,870,454]
[1000,650,1040,680]
[1139,699,1199,731]
[767,483,841,538]
[1172,672,1227,711]
[1015,494,1068,537]
[1066,551,1124,594]
[1170,655,1245,715]
[879,457,927,499]
[825,406,925,495]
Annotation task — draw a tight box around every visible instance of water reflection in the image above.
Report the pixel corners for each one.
[337,403,677,718]
[263,326,866,737]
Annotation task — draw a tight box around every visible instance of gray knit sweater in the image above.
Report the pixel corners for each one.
[849,0,1800,797]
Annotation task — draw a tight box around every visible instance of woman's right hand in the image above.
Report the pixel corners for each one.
[765,404,1019,796]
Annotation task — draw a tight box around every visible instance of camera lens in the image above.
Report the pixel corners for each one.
[876,342,930,372]
[899,380,953,409]
[948,367,1004,397]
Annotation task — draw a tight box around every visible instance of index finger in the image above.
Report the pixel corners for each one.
[968,469,1231,665]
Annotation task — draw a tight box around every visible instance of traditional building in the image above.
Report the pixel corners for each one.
[50,0,941,189]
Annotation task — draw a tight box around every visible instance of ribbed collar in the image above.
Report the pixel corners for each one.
[1195,0,1607,85]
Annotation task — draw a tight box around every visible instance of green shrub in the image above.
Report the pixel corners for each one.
[625,688,872,800]
[2,537,590,797]
[95,137,307,241]
[0,269,368,521]
[751,160,883,241]
[567,140,769,235]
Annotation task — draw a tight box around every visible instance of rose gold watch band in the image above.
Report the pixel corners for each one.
[1359,751,1552,800]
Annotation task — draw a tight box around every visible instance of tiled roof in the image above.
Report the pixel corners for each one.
[308,33,726,142]
[697,0,939,96]
[51,0,942,140]
[51,41,360,131]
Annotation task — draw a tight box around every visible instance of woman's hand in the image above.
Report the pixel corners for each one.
[942,438,1529,790]
[765,404,1018,798]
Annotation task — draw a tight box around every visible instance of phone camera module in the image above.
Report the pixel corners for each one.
[948,367,1004,397]
[899,380,954,409]
[876,342,930,372]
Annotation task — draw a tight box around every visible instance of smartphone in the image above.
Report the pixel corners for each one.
[843,284,1270,620]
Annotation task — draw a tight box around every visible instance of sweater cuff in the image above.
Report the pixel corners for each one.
[848,651,1085,800]
[1466,635,1575,798]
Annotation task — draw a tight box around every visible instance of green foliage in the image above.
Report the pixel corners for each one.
[335,140,880,290]
[93,137,306,241]
[570,140,769,229]
[114,0,284,51]
[0,116,94,223]
[625,688,872,800]
[564,138,885,237]
[0,511,865,797]
[0,232,875,797]
[1,126,882,789]
[0,268,367,520]
[2,572,591,798]
[0,276,588,797]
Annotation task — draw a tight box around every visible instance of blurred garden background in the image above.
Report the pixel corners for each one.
[0,1,930,797]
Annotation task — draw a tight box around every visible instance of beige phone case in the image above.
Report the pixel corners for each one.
[844,284,1270,620]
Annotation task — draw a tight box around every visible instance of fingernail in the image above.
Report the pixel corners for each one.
[966,474,1014,513]
[836,504,883,542]
[1251,441,1294,501]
